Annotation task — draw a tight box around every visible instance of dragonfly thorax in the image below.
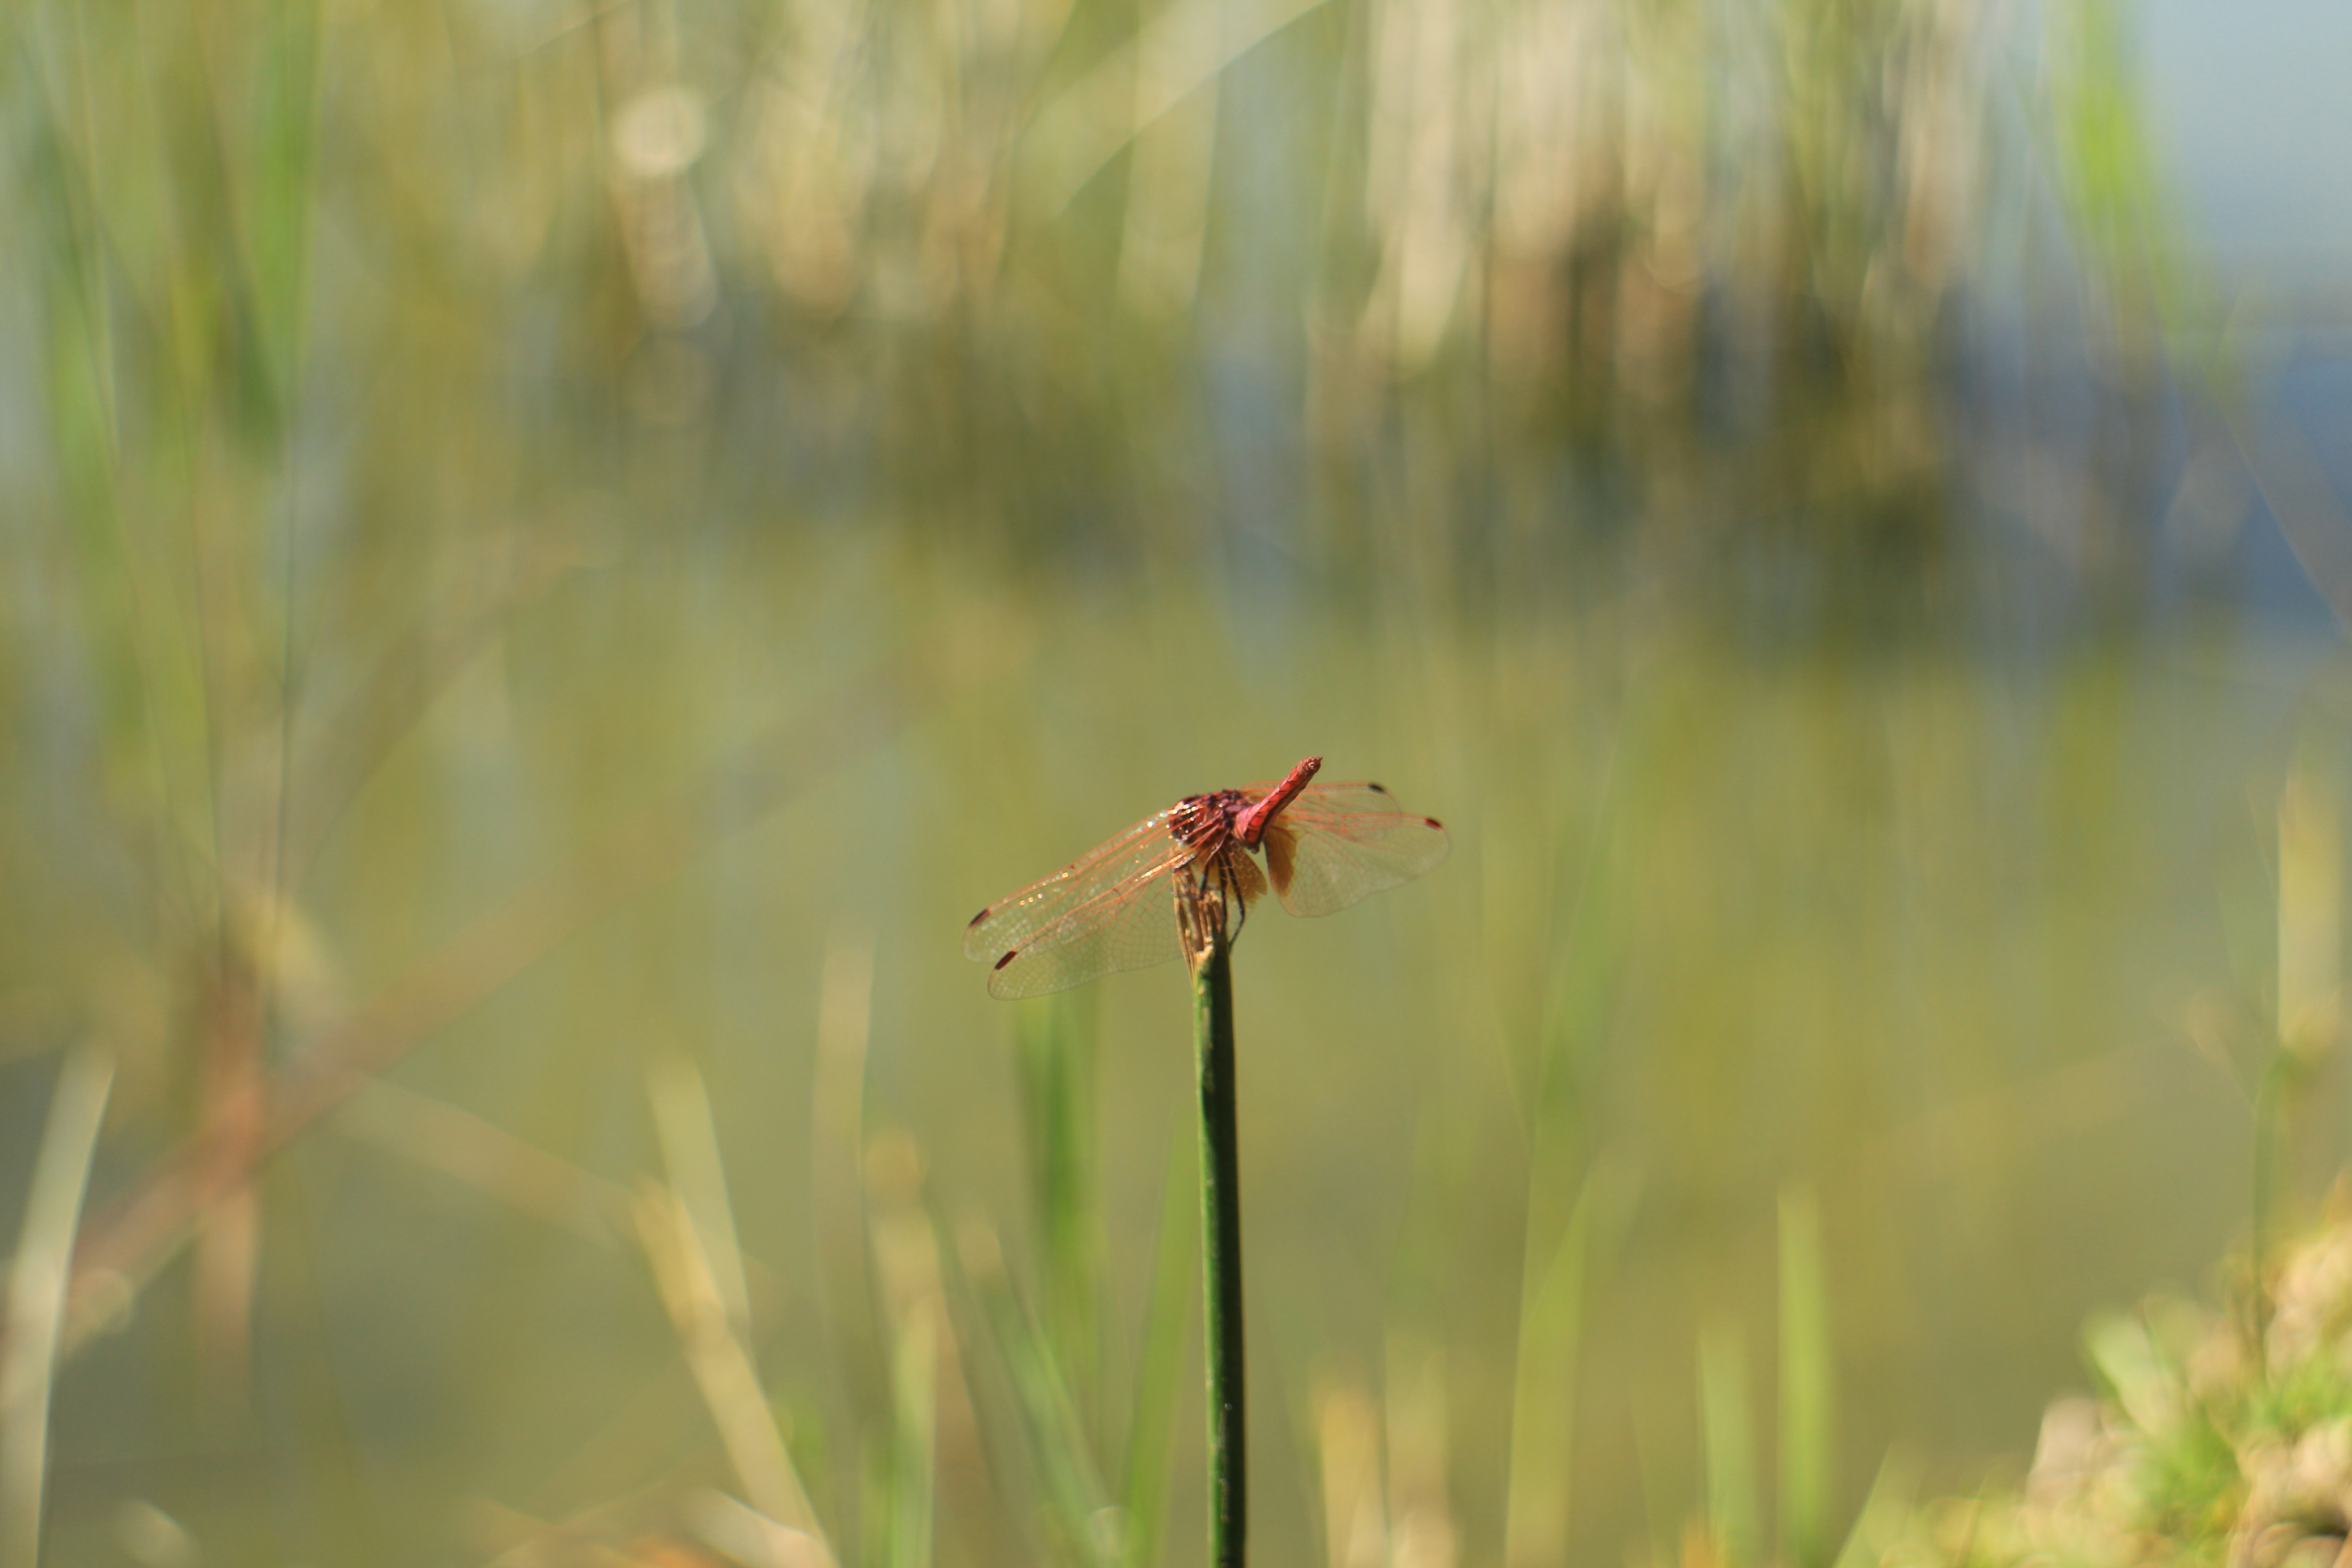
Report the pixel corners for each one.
[1170,789,1256,861]
[1168,789,1278,917]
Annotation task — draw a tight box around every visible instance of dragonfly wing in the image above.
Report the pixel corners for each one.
[1263,781,1450,918]
[965,810,1179,962]
[987,867,1188,998]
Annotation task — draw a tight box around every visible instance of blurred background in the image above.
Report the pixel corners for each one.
[4,0,2352,1563]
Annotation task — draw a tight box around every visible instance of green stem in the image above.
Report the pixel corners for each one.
[2251,1049,2297,1370]
[1191,916,1246,1568]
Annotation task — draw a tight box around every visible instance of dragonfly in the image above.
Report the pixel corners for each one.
[965,756,1449,999]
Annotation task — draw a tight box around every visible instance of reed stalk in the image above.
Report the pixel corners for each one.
[1182,876,1247,1568]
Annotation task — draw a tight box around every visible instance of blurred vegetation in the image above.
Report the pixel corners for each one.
[1846,1199,2352,1568]
[1647,1198,2352,1568]
[3,0,2348,1563]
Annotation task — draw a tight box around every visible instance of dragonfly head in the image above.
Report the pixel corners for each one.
[1233,756,1322,848]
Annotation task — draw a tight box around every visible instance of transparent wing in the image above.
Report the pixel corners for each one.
[965,808,1193,998]
[984,870,1188,998]
[965,809,1177,960]
[1261,780,1450,918]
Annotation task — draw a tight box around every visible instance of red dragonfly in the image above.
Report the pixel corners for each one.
[965,757,1449,998]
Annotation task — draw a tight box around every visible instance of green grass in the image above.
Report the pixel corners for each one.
[1842,1204,2352,1568]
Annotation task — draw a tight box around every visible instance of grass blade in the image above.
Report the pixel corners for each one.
[1,1045,116,1568]
[887,1280,940,1568]
[954,1221,1118,1566]
[648,1054,754,1331]
[1700,1325,1759,1567]
[1778,1187,1833,1568]
[1019,988,1101,1424]
[1120,1124,1199,1568]
[1827,1454,1917,1568]
[1504,1182,1591,1566]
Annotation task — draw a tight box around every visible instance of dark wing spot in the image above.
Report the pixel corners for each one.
[994,950,1018,971]
[1367,782,1390,794]
[1423,816,1444,828]
[968,907,991,927]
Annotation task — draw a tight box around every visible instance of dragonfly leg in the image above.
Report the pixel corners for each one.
[1177,850,1253,966]
[1177,867,1220,965]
